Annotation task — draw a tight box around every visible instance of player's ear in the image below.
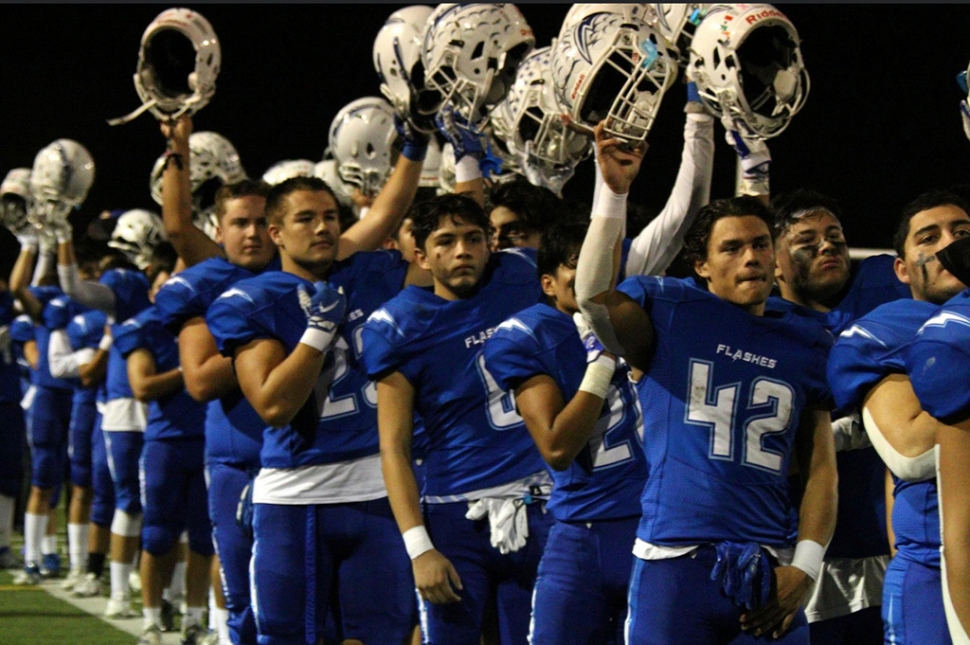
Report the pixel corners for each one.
[268,221,284,249]
[693,258,710,280]
[539,273,557,299]
[893,255,912,286]
[414,246,431,272]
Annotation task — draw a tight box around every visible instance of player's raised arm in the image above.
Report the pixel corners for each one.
[575,122,655,372]
[742,405,838,639]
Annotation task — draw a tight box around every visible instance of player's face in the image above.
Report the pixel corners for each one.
[490,206,541,251]
[387,217,419,263]
[541,255,579,315]
[695,215,775,315]
[416,215,490,300]
[269,189,341,277]
[217,195,276,272]
[896,204,970,304]
[775,211,849,306]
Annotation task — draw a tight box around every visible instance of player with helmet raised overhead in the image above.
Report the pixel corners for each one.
[575,122,837,644]
[827,191,970,645]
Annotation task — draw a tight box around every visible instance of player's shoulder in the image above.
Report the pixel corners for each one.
[364,286,433,340]
[916,289,970,338]
[617,274,705,307]
[42,294,83,329]
[100,267,149,289]
[487,247,538,286]
[492,303,572,348]
[171,256,252,292]
[213,271,305,311]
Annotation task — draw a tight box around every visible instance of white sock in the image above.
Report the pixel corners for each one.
[0,495,15,549]
[143,606,162,630]
[24,513,48,565]
[109,560,131,599]
[68,523,89,570]
[183,606,204,630]
[168,560,186,598]
[41,533,57,556]
[210,606,229,644]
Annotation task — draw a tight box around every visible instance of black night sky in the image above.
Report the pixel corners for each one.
[4,3,970,276]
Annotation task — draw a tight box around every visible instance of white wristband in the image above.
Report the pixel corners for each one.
[791,539,826,581]
[402,525,435,560]
[593,184,628,221]
[578,355,616,399]
[454,155,482,184]
[299,326,335,353]
[98,334,113,352]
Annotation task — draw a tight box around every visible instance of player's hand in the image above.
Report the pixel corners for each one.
[160,114,193,147]
[594,121,646,196]
[435,105,485,162]
[740,565,812,638]
[297,282,346,352]
[395,115,430,162]
[412,549,463,604]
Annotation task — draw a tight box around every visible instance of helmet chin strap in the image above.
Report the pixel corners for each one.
[107,98,158,126]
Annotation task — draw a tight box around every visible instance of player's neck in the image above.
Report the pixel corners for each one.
[778,284,833,313]
[280,254,330,284]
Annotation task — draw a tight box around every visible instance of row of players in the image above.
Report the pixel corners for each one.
[4,102,970,645]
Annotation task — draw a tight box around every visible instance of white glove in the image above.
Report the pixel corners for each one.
[832,413,870,452]
[466,498,529,555]
[722,115,771,197]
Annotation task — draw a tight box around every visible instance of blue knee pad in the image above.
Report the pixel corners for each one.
[68,399,97,488]
[104,430,144,514]
[90,415,115,528]
[0,401,26,497]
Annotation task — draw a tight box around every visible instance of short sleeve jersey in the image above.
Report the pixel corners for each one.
[361,248,546,499]
[31,287,73,390]
[617,275,832,547]
[483,303,647,522]
[66,308,108,405]
[208,251,410,469]
[99,268,151,323]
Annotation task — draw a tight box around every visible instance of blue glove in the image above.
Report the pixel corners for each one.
[297,281,347,351]
[435,105,485,162]
[235,478,255,541]
[395,115,429,162]
[479,138,504,180]
[711,541,772,610]
[686,80,702,105]
[583,331,607,364]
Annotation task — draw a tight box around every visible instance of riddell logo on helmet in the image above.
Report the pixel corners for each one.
[745,8,785,25]
[571,74,586,100]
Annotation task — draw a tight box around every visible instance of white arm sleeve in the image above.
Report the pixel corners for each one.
[32,251,55,287]
[624,113,715,278]
[48,329,91,379]
[57,263,116,315]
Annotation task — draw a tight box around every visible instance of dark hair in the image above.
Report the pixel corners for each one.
[410,194,491,251]
[73,238,110,268]
[99,250,138,273]
[770,189,842,240]
[145,241,178,285]
[893,190,970,258]
[486,178,562,233]
[682,196,775,266]
[265,176,339,225]
[537,220,588,280]
[214,179,272,224]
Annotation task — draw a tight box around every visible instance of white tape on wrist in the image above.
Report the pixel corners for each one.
[402,525,435,560]
[454,156,482,183]
[299,327,335,353]
[98,334,113,352]
[578,356,616,399]
[593,184,628,220]
[791,540,826,581]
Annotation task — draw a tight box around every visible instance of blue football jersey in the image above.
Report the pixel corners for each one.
[66,309,108,406]
[9,313,35,388]
[483,303,646,522]
[0,292,20,403]
[828,298,941,566]
[208,251,410,469]
[617,276,832,547]
[906,289,970,424]
[821,254,912,335]
[100,268,151,323]
[31,287,74,390]
[362,248,546,499]
[114,307,205,441]
[154,256,262,466]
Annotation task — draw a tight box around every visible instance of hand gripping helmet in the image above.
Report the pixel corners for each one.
[373,5,441,133]
[107,209,167,271]
[313,158,355,208]
[500,45,591,195]
[328,97,399,198]
[1,169,33,235]
[688,4,809,139]
[420,138,443,188]
[421,4,535,124]
[485,102,524,180]
[552,5,677,143]
[109,8,220,125]
[262,160,317,186]
[30,139,96,208]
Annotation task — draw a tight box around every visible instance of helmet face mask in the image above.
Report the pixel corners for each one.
[1,169,33,235]
[107,209,167,271]
[328,97,400,198]
[553,7,676,143]
[689,4,809,139]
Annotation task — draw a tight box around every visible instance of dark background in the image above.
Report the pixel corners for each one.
[3,3,970,276]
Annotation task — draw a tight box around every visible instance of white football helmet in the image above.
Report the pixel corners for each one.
[328,97,399,198]
[313,158,355,208]
[108,209,167,270]
[482,110,524,184]
[421,4,535,124]
[688,4,809,139]
[110,8,220,125]
[552,5,676,142]
[652,4,710,65]
[30,140,96,208]
[373,5,441,133]
[1,169,33,235]
[262,160,317,186]
[500,45,591,195]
